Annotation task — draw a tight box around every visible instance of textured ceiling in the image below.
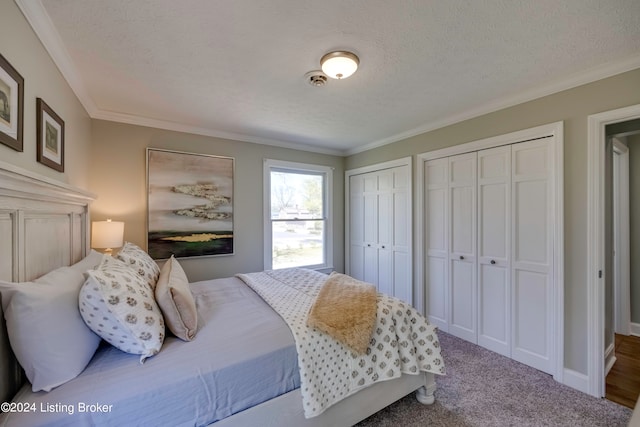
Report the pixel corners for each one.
[21,0,640,154]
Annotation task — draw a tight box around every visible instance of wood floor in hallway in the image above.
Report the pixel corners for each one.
[606,334,640,408]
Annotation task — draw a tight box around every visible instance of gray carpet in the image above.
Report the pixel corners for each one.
[356,332,632,426]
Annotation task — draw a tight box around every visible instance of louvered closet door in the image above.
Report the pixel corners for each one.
[477,146,511,357]
[511,138,554,375]
[425,158,449,331]
[449,152,477,343]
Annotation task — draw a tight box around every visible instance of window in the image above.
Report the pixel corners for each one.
[264,159,333,270]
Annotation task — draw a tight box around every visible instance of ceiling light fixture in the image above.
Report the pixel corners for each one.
[320,51,359,80]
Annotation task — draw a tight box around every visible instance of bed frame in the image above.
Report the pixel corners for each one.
[0,159,436,426]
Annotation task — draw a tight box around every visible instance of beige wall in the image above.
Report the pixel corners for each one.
[90,120,345,282]
[346,68,640,376]
[0,1,92,188]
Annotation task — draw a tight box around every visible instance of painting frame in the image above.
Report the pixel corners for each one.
[0,53,24,152]
[146,148,234,260]
[36,98,65,172]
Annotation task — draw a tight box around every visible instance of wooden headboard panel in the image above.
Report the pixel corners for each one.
[0,160,95,403]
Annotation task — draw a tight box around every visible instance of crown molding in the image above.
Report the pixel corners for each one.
[16,0,98,116]
[93,110,345,156]
[347,55,640,155]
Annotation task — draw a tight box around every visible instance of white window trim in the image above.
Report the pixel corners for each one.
[263,159,333,271]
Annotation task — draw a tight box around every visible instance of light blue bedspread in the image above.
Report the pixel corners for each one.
[0,277,300,427]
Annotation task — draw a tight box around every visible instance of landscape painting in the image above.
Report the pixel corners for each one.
[147,148,234,259]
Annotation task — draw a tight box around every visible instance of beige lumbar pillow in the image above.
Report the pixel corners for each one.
[155,256,198,341]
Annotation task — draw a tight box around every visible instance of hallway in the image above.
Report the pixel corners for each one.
[606,334,640,408]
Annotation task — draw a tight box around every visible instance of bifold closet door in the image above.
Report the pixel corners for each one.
[477,146,511,357]
[349,166,411,305]
[362,172,379,286]
[349,174,365,281]
[511,138,554,375]
[448,152,477,343]
[425,158,449,331]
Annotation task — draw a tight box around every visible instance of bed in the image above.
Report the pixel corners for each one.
[0,159,443,426]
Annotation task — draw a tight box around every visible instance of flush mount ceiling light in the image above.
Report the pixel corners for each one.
[320,51,359,79]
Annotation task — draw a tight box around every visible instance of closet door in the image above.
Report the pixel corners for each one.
[449,152,477,342]
[349,174,365,280]
[376,170,394,297]
[349,165,412,305]
[389,166,411,303]
[362,173,379,285]
[425,158,449,331]
[511,138,554,375]
[477,146,511,356]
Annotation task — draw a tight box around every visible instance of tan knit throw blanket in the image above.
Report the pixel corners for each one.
[306,272,377,355]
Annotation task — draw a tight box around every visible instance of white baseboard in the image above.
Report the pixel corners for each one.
[562,368,591,395]
[605,342,617,376]
[630,322,640,336]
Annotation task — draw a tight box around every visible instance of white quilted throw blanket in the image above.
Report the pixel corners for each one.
[237,268,445,418]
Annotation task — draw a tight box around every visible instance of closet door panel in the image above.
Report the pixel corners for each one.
[448,153,476,342]
[377,247,393,296]
[479,264,508,350]
[514,180,548,265]
[513,269,550,369]
[393,251,410,303]
[350,245,365,281]
[394,190,409,249]
[425,158,449,330]
[477,146,511,356]
[427,257,447,329]
[349,175,365,281]
[363,244,378,285]
[511,139,554,375]
[450,258,476,342]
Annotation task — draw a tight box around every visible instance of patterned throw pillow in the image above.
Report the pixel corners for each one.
[79,255,165,362]
[116,242,161,290]
[155,256,198,341]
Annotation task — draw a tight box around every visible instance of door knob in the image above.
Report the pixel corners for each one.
[490,260,496,265]
[459,255,464,260]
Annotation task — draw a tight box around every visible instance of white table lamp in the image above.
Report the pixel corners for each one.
[92,219,125,255]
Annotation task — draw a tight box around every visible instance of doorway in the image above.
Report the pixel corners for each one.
[587,105,640,398]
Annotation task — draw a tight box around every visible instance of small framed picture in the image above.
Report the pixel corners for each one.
[0,53,24,152]
[36,98,65,172]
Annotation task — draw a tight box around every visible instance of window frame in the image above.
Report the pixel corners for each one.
[263,159,333,271]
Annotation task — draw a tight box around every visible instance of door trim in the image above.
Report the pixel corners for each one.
[416,121,564,381]
[587,104,640,397]
[612,140,630,336]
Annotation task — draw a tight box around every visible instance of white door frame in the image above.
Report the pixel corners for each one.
[587,103,640,397]
[416,121,564,381]
[612,139,630,336]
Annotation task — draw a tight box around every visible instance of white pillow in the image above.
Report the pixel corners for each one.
[116,241,161,290]
[0,263,102,392]
[69,249,104,273]
[79,256,165,362]
[155,256,198,341]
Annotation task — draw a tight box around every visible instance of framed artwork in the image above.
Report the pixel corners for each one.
[0,53,24,152]
[36,98,65,172]
[146,148,234,260]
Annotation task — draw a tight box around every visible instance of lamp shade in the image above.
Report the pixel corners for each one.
[320,51,359,79]
[92,219,124,249]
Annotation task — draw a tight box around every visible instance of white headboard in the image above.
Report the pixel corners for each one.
[0,160,94,403]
